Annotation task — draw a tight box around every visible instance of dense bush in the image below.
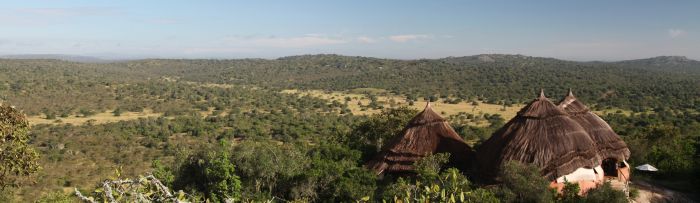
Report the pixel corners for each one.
[0,105,40,192]
[384,154,499,203]
[346,107,418,161]
[172,148,242,202]
[496,161,555,203]
[582,182,628,203]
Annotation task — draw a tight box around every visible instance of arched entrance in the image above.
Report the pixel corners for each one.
[602,158,618,177]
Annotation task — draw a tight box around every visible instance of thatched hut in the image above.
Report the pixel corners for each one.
[366,102,474,175]
[558,90,631,181]
[475,90,601,183]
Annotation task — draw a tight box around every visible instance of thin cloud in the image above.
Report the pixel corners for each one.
[0,7,122,26]
[183,47,258,54]
[222,35,347,48]
[668,29,686,38]
[357,36,376,43]
[388,34,431,42]
[18,7,121,16]
[146,18,180,24]
[302,33,327,37]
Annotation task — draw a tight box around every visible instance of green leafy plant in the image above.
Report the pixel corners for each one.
[0,104,40,190]
[172,149,242,202]
[582,182,627,203]
[496,161,555,203]
[387,168,499,203]
[414,153,451,182]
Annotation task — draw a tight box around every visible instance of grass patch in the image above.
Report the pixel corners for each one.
[283,88,635,127]
[27,109,162,126]
[348,87,387,94]
[283,89,524,126]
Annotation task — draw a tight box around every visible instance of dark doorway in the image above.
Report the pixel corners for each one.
[602,158,618,177]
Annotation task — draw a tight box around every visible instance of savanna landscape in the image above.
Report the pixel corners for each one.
[1,54,699,202]
[1,1,699,203]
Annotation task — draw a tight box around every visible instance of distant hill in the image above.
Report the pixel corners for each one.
[440,54,561,64]
[0,54,110,63]
[110,54,700,110]
[2,53,698,67]
[1,53,699,111]
[441,54,700,71]
[618,56,697,65]
[612,56,700,72]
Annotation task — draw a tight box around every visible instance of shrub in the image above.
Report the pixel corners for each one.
[557,181,581,203]
[112,108,122,116]
[78,109,96,117]
[387,168,499,203]
[414,153,450,182]
[496,161,555,203]
[583,182,627,203]
[173,149,242,202]
[0,105,40,190]
[332,168,377,201]
[346,107,418,161]
[35,191,73,203]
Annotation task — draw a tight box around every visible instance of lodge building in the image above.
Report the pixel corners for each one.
[367,90,631,194]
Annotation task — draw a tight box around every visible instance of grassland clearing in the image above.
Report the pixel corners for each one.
[282,89,524,126]
[27,109,162,126]
[282,88,643,127]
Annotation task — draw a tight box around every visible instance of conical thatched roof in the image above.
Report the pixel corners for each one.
[558,90,630,161]
[367,102,474,175]
[476,90,601,180]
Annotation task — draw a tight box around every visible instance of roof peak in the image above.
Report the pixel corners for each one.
[538,89,546,99]
[408,101,446,126]
[517,89,568,118]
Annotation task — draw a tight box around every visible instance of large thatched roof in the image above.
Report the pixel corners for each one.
[476,90,601,181]
[366,102,474,175]
[558,90,630,161]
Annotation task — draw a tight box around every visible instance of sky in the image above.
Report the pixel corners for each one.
[0,0,698,60]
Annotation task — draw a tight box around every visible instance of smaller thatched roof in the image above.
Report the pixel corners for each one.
[558,90,630,161]
[476,90,601,181]
[366,102,474,175]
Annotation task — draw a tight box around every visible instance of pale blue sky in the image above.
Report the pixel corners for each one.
[1,0,698,60]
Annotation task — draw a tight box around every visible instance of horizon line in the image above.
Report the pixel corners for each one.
[0,53,697,63]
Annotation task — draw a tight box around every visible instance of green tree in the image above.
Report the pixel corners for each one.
[232,141,309,199]
[173,149,242,202]
[332,168,377,201]
[0,105,40,191]
[557,181,581,203]
[582,182,627,203]
[496,161,555,203]
[386,168,498,203]
[289,143,374,202]
[112,108,122,116]
[347,107,418,161]
[414,153,451,182]
[78,108,95,117]
[645,125,696,173]
[151,160,175,187]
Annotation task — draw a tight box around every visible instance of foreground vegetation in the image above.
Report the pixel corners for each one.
[0,55,698,202]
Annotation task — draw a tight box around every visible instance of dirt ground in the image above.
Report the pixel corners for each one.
[631,180,695,203]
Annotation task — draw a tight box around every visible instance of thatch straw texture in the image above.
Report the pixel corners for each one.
[558,90,630,161]
[367,103,474,175]
[476,91,601,181]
